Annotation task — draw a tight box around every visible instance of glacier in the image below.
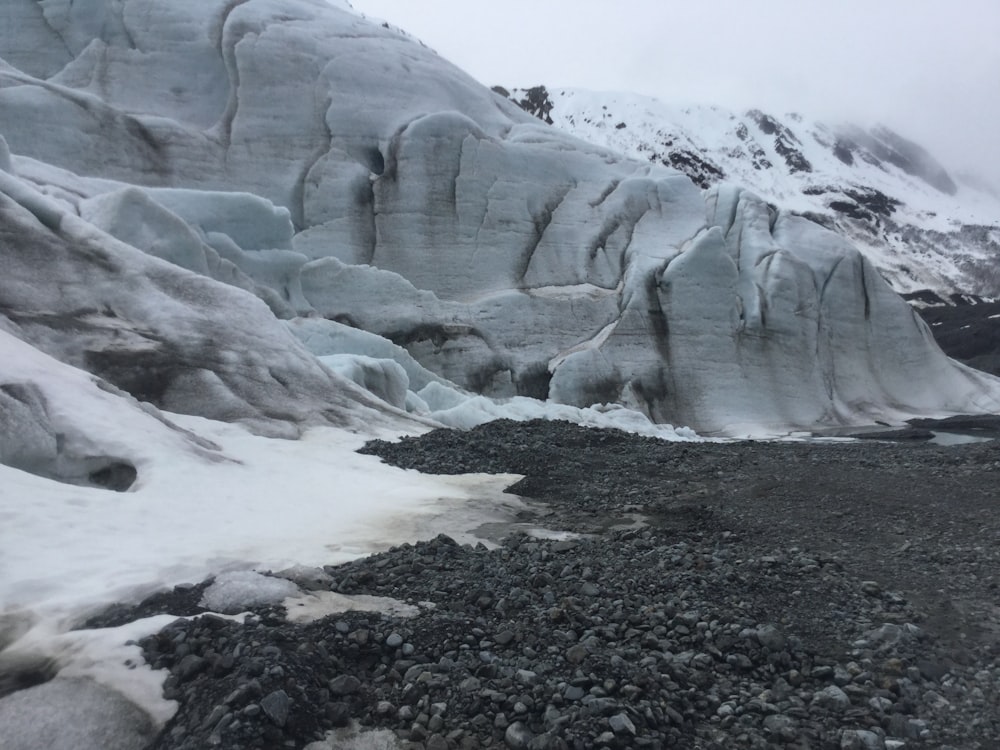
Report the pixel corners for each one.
[0,0,997,438]
[1,1,1000,747]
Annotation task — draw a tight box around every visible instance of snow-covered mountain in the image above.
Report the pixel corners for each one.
[501,86,1000,297]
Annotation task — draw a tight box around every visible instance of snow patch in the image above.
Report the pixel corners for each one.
[308,724,406,750]
[199,571,301,614]
[0,677,155,750]
[282,591,420,624]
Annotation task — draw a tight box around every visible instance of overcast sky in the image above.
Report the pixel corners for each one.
[352,0,1000,184]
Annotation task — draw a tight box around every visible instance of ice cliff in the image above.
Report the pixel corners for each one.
[1,0,998,435]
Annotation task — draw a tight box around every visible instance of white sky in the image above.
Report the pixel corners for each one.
[351,0,1000,183]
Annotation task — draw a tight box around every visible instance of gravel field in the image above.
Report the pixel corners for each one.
[92,419,1000,749]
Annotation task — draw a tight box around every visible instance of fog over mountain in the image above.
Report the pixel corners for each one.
[354,0,1000,188]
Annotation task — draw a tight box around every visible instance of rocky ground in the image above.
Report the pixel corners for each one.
[92,419,1000,749]
[907,291,1000,376]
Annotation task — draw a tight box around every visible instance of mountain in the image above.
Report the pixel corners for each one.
[1,0,997,442]
[500,86,1000,297]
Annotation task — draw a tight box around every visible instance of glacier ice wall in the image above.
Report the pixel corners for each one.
[0,0,997,434]
[0,169,403,438]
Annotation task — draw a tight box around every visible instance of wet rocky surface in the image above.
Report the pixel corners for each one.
[98,419,1000,748]
[907,291,1000,376]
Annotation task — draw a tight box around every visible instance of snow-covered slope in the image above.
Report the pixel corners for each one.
[502,86,1000,296]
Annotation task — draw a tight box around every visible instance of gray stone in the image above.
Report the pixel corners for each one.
[586,697,621,717]
[756,624,786,651]
[727,653,753,670]
[459,677,482,692]
[409,723,428,742]
[917,659,950,682]
[260,690,291,727]
[327,701,351,727]
[609,713,636,736]
[516,669,538,685]
[861,581,882,596]
[199,704,227,731]
[529,731,567,750]
[664,705,685,725]
[812,685,851,712]
[840,729,884,750]
[505,721,534,749]
[328,675,362,696]
[495,630,517,646]
[551,540,579,553]
[403,665,428,683]
[386,632,404,649]
[565,645,589,664]
[866,623,905,648]
[763,714,798,740]
[175,654,208,682]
